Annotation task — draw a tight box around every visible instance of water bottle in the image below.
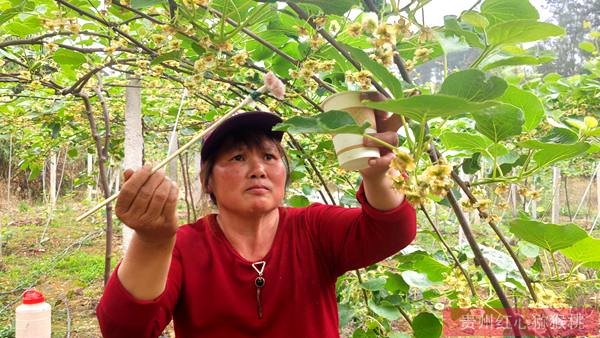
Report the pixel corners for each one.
[15,289,51,338]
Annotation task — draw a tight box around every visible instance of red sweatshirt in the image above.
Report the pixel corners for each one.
[96,186,416,337]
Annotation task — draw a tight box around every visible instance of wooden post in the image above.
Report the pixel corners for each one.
[552,167,561,223]
[123,76,143,253]
[49,151,57,208]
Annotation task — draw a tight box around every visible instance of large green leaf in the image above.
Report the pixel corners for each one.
[342,43,403,98]
[385,272,409,293]
[560,237,600,263]
[443,16,484,49]
[519,141,591,168]
[509,219,588,252]
[274,111,370,134]
[53,48,87,66]
[368,299,401,321]
[440,132,493,152]
[412,312,442,338]
[472,103,524,142]
[361,277,386,291]
[540,127,578,144]
[480,0,539,26]
[297,0,358,15]
[394,251,450,282]
[498,85,544,131]
[482,55,554,71]
[487,20,565,45]
[401,271,438,289]
[439,69,507,102]
[364,95,496,121]
[5,15,42,37]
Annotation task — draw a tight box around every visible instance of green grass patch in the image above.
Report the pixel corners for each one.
[53,252,105,286]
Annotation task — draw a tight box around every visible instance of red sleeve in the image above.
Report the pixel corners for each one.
[304,182,416,277]
[96,245,183,338]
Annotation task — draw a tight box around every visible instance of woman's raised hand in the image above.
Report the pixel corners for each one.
[359,91,403,178]
[115,164,179,244]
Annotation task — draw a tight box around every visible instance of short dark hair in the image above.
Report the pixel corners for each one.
[200,130,290,205]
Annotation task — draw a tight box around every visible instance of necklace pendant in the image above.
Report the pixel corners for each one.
[255,276,265,288]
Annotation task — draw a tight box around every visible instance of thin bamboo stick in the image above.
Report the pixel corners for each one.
[76,85,269,221]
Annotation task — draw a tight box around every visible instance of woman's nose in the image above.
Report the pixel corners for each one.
[248,154,266,178]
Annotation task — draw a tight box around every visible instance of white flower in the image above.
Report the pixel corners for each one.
[361,12,378,33]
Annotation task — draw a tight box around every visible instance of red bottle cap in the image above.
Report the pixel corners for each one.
[22,289,45,304]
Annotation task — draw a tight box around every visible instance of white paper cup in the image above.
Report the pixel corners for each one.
[320,91,380,171]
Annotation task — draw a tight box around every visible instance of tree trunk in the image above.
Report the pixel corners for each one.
[552,167,561,223]
[123,75,144,254]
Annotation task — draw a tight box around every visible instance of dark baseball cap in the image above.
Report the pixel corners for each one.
[200,111,284,162]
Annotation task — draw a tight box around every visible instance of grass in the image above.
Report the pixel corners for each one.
[0,197,118,337]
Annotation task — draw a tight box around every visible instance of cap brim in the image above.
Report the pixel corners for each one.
[201,111,283,161]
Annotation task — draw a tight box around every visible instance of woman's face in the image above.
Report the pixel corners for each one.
[208,139,287,216]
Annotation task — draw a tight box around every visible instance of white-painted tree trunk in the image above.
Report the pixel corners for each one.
[7,134,12,206]
[552,167,561,223]
[510,184,518,217]
[87,154,94,200]
[49,151,57,208]
[123,76,144,253]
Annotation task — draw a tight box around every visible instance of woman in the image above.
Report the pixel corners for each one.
[96,93,417,337]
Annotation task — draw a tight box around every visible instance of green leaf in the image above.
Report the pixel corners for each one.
[462,153,482,174]
[518,141,591,168]
[5,15,42,37]
[482,55,554,71]
[295,0,358,15]
[461,11,489,29]
[560,237,600,263]
[287,195,309,207]
[509,219,588,252]
[440,69,507,102]
[151,50,182,66]
[394,251,450,282]
[440,132,493,152]
[364,95,496,121]
[540,128,578,144]
[498,85,544,131]
[317,110,371,134]
[342,43,403,98]
[131,0,164,9]
[368,299,401,321]
[338,303,354,328]
[480,0,539,26]
[472,103,524,142]
[518,242,540,258]
[579,41,596,53]
[361,277,386,291]
[487,20,565,45]
[412,312,442,338]
[401,271,437,289]
[385,272,409,293]
[444,16,485,49]
[274,116,320,133]
[53,48,86,66]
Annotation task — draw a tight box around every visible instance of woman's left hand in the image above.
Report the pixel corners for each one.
[359,91,402,179]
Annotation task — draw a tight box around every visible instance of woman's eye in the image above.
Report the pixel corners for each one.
[232,154,244,161]
[265,153,276,160]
